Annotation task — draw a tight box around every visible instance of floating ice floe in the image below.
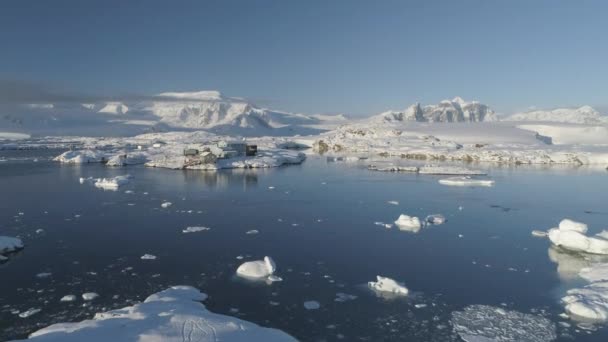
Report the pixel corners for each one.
[438,176,495,187]
[60,295,77,303]
[19,308,41,318]
[14,286,296,341]
[82,292,99,301]
[160,201,172,208]
[532,230,548,237]
[546,219,608,255]
[36,272,52,279]
[394,214,422,233]
[387,200,399,205]
[94,175,132,190]
[246,229,259,235]
[236,256,279,282]
[424,214,446,225]
[141,254,157,260]
[559,262,608,323]
[182,226,210,233]
[451,305,557,342]
[368,276,409,296]
[374,221,393,229]
[0,236,24,261]
[303,301,321,310]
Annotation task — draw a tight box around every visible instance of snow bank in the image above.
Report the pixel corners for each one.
[94,175,131,190]
[394,214,422,233]
[451,305,557,342]
[368,276,409,296]
[236,256,278,281]
[438,176,495,187]
[16,286,296,341]
[547,219,608,255]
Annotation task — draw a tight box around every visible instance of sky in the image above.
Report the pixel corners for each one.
[1,0,607,116]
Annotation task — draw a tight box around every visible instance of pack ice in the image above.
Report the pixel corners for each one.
[13,286,296,341]
[546,219,608,255]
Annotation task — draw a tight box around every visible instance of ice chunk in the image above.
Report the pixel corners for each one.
[60,295,77,302]
[451,305,557,342]
[394,214,422,233]
[558,219,588,233]
[532,230,548,237]
[303,301,321,310]
[334,293,358,302]
[141,254,157,260]
[161,201,172,208]
[82,292,99,301]
[182,226,210,233]
[36,272,52,278]
[19,308,41,318]
[425,214,446,225]
[562,281,608,322]
[439,176,495,187]
[547,219,608,255]
[580,263,608,283]
[368,276,409,296]
[14,286,296,341]
[94,175,131,190]
[267,275,283,282]
[236,256,276,280]
[0,236,24,254]
[387,200,399,205]
[246,229,259,235]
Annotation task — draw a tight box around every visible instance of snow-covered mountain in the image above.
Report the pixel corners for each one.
[372,97,498,124]
[0,91,346,137]
[504,106,607,124]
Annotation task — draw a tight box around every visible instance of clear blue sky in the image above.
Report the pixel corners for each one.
[1,0,607,116]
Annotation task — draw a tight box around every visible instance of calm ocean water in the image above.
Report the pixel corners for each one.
[1,150,608,341]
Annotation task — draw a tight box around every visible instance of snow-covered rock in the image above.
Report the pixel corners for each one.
[547,219,608,255]
[368,276,409,296]
[15,286,296,341]
[394,214,422,233]
[451,305,557,342]
[236,256,277,280]
[438,176,495,187]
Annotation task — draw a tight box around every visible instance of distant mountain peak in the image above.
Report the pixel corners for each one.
[372,97,497,123]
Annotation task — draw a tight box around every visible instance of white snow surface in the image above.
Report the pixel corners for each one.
[451,305,557,342]
[368,276,409,296]
[15,286,296,341]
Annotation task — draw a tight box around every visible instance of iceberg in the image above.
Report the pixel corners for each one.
[14,286,296,341]
[94,175,131,190]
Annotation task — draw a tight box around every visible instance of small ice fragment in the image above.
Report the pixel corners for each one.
[19,308,41,318]
[161,202,172,208]
[60,295,77,302]
[303,301,321,310]
[268,275,283,282]
[531,230,548,237]
[368,276,409,296]
[439,176,495,187]
[394,214,422,233]
[425,214,446,225]
[82,292,99,301]
[141,254,157,260]
[458,234,464,238]
[246,230,259,235]
[415,304,427,309]
[335,293,357,302]
[35,229,44,234]
[268,186,275,190]
[182,226,210,233]
[387,201,399,205]
[36,272,52,279]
